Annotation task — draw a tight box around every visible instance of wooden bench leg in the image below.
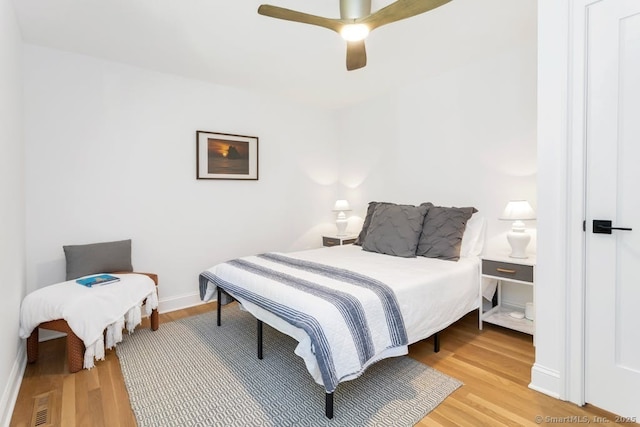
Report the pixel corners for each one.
[67,329,85,373]
[27,328,39,364]
[150,308,159,331]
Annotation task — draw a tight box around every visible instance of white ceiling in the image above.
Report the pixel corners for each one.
[11,0,536,109]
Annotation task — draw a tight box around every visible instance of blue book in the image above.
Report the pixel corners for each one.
[76,274,120,287]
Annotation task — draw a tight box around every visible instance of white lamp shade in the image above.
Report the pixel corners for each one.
[500,200,536,221]
[333,200,351,212]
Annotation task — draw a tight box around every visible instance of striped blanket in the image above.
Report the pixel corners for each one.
[199,252,408,393]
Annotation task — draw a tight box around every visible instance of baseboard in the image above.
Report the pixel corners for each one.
[501,299,525,310]
[529,363,561,399]
[158,291,210,313]
[0,345,26,427]
[39,330,66,342]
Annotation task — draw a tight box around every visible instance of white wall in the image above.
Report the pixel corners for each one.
[23,45,339,310]
[335,41,538,306]
[0,0,26,424]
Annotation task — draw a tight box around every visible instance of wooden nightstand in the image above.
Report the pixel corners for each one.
[322,234,358,247]
[479,254,535,336]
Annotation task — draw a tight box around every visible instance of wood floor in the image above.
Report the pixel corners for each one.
[10,303,636,427]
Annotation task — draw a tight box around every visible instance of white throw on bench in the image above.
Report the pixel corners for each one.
[20,273,158,370]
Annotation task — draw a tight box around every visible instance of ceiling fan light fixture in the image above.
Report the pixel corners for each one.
[258,0,453,70]
[340,24,369,41]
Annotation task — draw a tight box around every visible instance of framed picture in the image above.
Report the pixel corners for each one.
[196,131,259,180]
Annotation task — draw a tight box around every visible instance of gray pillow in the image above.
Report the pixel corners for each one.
[63,239,133,280]
[416,205,477,261]
[355,201,393,246]
[362,204,429,258]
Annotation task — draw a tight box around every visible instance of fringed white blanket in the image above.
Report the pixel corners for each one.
[19,273,158,369]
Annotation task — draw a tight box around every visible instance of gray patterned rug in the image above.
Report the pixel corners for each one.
[116,304,462,426]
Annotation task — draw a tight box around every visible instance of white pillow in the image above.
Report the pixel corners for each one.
[460,213,486,257]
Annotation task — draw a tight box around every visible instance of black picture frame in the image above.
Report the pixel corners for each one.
[196,131,259,180]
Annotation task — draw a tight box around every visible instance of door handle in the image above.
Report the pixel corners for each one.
[593,219,633,234]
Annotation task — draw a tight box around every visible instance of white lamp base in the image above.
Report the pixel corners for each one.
[335,212,348,236]
[507,229,531,259]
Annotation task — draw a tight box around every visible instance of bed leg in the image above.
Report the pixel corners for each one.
[434,332,440,353]
[257,319,263,360]
[325,392,334,419]
[217,287,222,327]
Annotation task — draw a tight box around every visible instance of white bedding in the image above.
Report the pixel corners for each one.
[202,245,480,387]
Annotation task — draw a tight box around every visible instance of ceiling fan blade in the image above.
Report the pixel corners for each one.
[346,40,367,71]
[258,5,345,33]
[360,0,452,31]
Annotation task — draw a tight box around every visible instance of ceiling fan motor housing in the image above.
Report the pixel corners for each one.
[340,0,371,19]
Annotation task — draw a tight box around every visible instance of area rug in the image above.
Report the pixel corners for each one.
[116,304,462,426]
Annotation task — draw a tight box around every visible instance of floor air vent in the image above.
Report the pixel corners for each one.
[31,392,54,427]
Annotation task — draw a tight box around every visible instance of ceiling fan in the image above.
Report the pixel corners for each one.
[257,0,452,71]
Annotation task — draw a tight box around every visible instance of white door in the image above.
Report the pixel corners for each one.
[585,0,640,420]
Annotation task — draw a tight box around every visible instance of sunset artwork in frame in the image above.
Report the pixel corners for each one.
[196,131,259,180]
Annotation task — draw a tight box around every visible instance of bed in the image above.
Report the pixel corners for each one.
[199,203,485,418]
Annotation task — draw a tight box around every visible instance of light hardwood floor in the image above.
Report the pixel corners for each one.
[10,303,637,427]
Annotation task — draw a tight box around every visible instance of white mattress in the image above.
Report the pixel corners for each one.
[221,245,481,386]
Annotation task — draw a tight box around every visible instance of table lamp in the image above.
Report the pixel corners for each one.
[500,200,536,258]
[332,200,351,236]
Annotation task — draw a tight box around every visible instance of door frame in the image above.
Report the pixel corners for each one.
[538,0,627,408]
[564,0,609,407]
